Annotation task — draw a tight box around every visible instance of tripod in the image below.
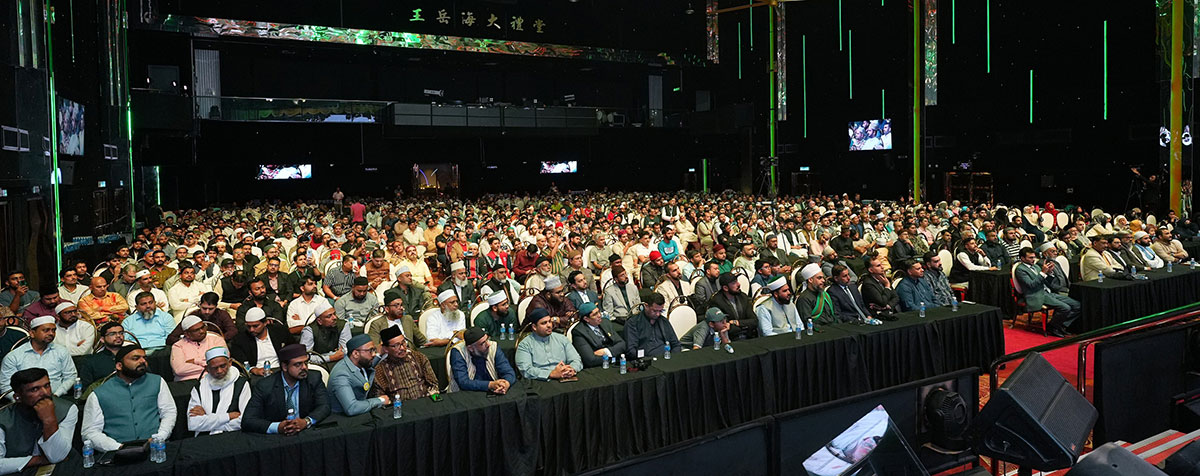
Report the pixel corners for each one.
[756,156,779,197]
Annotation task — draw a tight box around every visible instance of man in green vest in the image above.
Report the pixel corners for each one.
[81,345,177,452]
[299,299,349,365]
[0,368,75,472]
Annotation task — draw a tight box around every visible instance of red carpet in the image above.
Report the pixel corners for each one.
[993,325,1094,400]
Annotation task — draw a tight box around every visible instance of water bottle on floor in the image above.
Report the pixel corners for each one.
[393,397,402,419]
[619,355,627,375]
[663,343,671,360]
[82,440,94,468]
[919,302,926,318]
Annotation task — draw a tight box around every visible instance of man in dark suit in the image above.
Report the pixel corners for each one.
[229,307,296,376]
[826,264,870,324]
[570,302,626,368]
[242,343,330,434]
[1014,248,1080,337]
[707,273,756,339]
[858,257,899,320]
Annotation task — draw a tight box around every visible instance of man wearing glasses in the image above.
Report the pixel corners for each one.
[366,289,426,348]
[369,327,438,402]
[78,322,126,387]
[327,334,389,416]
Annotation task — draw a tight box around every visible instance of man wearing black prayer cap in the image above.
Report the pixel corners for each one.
[447,327,516,394]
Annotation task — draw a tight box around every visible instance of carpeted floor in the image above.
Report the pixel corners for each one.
[979,324,1095,409]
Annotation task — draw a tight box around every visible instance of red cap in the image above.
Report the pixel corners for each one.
[649,251,662,260]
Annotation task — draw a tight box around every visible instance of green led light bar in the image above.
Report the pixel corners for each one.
[803,34,808,138]
[1103,20,1108,120]
[848,29,853,99]
[1029,69,1034,124]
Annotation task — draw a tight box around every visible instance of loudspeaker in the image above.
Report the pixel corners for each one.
[1164,439,1200,476]
[1065,442,1166,476]
[968,352,1098,471]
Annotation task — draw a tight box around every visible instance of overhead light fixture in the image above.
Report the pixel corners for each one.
[685,3,695,14]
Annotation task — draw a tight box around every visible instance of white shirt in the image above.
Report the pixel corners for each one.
[956,251,993,271]
[424,308,466,341]
[285,295,323,329]
[82,376,177,452]
[167,281,211,319]
[0,404,77,473]
[128,287,169,311]
[187,369,251,436]
[255,333,279,369]
[57,284,87,304]
[53,320,96,356]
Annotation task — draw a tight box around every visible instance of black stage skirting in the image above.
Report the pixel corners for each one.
[46,304,1003,476]
[967,265,1017,318]
[1069,266,1200,332]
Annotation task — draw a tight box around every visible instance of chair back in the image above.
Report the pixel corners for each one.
[1055,212,1069,229]
[517,296,533,323]
[363,315,383,334]
[417,308,438,336]
[307,364,330,385]
[1147,214,1158,226]
[1040,212,1055,229]
[565,321,579,343]
[1010,264,1024,294]
[752,294,772,310]
[599,269,613,293]
[1054,255,1070,279]
[891,276,904,290]
[469,302,488,322]
[666,306,697,340]
[750,282,763,296]
[937,249,954,274]
[736,274,751,296]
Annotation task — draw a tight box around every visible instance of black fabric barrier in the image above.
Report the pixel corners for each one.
[579,418,776,476]
[42,306,1002,476]
[968,265,1017,317]
[1069,267,1200,332]
[1093,321,1200,444]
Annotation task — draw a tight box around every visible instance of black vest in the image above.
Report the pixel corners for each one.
[307,320,347,354]
[0,396,72,457]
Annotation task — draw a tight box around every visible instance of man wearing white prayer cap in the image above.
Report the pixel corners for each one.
[228,306,295,376]
[186,346,251,436]
[299,298,351,364]
[0,316,77,397]
[170,313,228,381]
[437,261,476,309]
[52,301,95,356]
[473,290,517,338]
[754,275,805,337]
[528,273,578,330]
[424,289,466,347]
[1127,230,1165,270]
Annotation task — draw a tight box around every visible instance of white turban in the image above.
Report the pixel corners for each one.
[800,263,823,281]
[1133,231,1149,241]
[312,298,334,317]
[766,276,787,291]
[54,302,76,315]
[486,291,508,306]
[450,262,466,272]
[543,275,563,290]
[395,265,411,275]
[30,316,56,329]
[438,289,458,303]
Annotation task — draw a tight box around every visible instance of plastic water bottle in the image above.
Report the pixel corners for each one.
[508,323,515,340]
[951,296,959,312]
[286,408,296,421]
[1191,259,1197,270]
[150,437,165,463]
[346,311,355,326]
[619,355,627,375]
[1097,272,1104,283]
[1130,266,1138,277]
[663,343,671,360]
[714,332,723,350]
[806,319,814,336]
[919,302,926,318]
[795,325,803,340]
[82,440,95,468]
[602,354,610,369]
[392,397,402,419]
[1169,260,1174,273]
[73,378,82,399]
[264,361,272,374]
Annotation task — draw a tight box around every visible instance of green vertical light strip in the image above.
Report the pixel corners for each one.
[803,34,808,138]
[122,0,136,230]
[1029,69,1034,123]
[69,0,75,61]
[838,0,844,51]
[952,0,956,44]
[748,1,753,50]
[702,159,708,193]
[913,0,922,203]
[154,166,162,205]
[45,0,63,271]
[768,6,777,196]
[738,22,743,79]
[848,30,854,99]
[881,89,886,119]
[1103,20,1108,120]
[986,0,991,73]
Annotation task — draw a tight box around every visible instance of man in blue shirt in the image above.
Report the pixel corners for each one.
[448,327,516,393]
[0,316,77,397]
[122,292,176,349]
[895,260,936,312]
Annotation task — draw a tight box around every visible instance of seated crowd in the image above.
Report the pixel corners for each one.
[0,191,1193,469]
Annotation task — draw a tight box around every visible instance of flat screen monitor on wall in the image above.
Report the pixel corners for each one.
[848,119,892,151]
[540,161,578,174]
[58,97,85,156]
[256,164,312,180]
